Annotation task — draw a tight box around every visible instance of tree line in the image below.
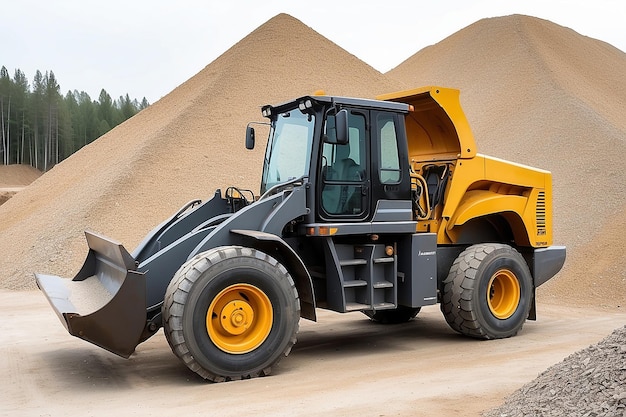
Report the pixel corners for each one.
[0,66,150,172]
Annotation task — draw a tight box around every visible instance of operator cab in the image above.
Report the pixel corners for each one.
[247,94,414,226]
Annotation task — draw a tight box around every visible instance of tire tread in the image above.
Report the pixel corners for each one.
[441,243,531,340]
[162,246,299,382]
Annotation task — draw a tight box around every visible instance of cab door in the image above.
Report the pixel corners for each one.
[319,109,370,220]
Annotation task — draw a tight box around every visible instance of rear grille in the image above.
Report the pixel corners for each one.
[536,191,546,234]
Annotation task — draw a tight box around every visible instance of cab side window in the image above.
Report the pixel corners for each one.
[378,113,401,184]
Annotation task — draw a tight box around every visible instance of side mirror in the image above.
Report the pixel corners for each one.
[245,125,255,150]
[335,109,349,145]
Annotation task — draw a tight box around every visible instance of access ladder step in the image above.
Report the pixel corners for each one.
[343,279,367,288]
[373,280,393,289]
[340,259,368,267]
[373,257,394,264]
[345,302,371,312]
[372,302,396,310]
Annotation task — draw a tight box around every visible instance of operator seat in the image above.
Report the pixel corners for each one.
[334,144,361,214]
[334,144,360,182]
[322,144,361,215]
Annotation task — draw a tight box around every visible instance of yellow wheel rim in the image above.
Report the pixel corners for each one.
[486,269,520,319]
[206,284,273,354]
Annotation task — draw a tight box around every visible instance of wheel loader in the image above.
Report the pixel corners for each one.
[36,86,566,382]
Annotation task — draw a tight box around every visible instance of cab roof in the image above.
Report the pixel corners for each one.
[263,94,411,115]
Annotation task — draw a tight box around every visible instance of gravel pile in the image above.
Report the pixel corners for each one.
[485,326,626,417]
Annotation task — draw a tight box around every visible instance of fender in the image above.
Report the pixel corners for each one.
[446,190,530,244]
[230,229,316,321]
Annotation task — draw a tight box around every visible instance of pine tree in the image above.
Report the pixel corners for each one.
[97,89,114,133]
[119,93,135,120]
[31,71,45,168]
[42,71,61,171]
[0,66,10,165]
[13,69,30,164]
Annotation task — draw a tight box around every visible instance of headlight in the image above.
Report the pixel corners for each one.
[298,99,314,112]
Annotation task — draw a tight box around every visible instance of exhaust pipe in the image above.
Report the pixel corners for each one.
[35,231,147,358]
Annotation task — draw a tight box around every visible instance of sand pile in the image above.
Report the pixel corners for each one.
[0,14,401,290]
[0,164,41,187]
[0,164,42,205]
[387,14,626,308]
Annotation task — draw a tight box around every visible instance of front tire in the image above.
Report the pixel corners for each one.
[162,246,300,381]
[441,243,533,339]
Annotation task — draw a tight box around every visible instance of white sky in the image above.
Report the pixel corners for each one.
[2,0,625,103]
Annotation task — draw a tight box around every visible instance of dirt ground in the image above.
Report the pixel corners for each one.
[2,289,623,416]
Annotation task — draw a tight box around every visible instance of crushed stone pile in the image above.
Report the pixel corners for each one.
[484,325,626,417]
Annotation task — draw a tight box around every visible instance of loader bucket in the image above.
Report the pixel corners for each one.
[35,231,147,358]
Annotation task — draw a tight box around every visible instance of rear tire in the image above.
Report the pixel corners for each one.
[363,306,421,324]
[441,243,532,339]
[162,246,300,381]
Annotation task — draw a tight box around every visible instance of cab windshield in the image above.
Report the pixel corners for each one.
[260,108,315,194]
